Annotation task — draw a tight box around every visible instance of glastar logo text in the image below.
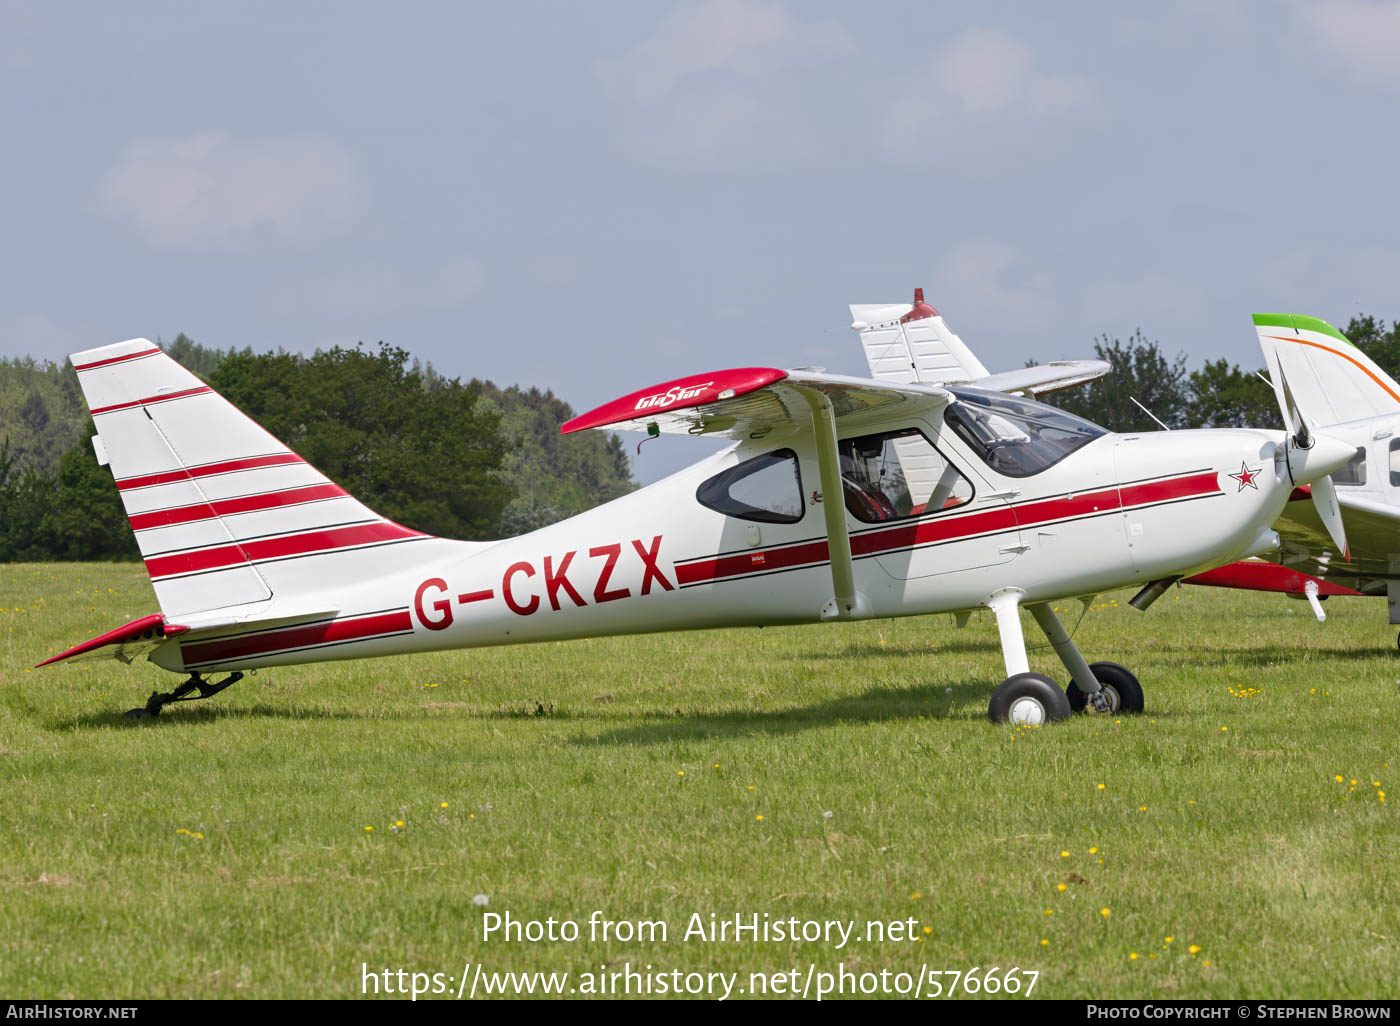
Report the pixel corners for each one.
[635,382,714,412]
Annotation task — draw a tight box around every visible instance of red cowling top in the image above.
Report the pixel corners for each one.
[561,367,788,434]
[899,287,938,323]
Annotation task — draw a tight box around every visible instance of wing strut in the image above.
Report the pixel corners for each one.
[792,386,873,620]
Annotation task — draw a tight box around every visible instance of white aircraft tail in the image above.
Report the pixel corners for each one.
[849,288,1110,397]
[70,339,448,623]
[849,288,990,387]
[1254,313,1400,429]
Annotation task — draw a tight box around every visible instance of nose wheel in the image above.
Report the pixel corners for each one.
[1065,661,1144,714]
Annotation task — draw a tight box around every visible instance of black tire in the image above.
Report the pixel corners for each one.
[1065,661,1145,714]
[988,672,1072,725]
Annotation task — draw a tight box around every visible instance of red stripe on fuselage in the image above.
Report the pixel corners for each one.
[145,521,423,579]
[1118,470,1220,507]
[90,386,211,415]
[676,537,829,586]
[129,482,350,531]
[115,453,306,492]
[677,471,1221,586]
[179,610,413,666]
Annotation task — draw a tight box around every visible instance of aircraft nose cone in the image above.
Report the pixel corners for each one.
[1287,431,1356,485]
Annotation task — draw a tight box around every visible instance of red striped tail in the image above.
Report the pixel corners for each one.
[71,338,430,619]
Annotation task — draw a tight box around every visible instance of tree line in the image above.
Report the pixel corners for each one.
[1043,314,1400,432]
[0,336,634,561]
[2,314,1397,562]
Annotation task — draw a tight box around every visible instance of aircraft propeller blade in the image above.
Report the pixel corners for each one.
[1307,472,1350,563]
[1277,365,1311,449]
[1267,359,1352,562]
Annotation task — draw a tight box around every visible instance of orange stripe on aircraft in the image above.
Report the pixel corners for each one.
[1264,335,1400,407]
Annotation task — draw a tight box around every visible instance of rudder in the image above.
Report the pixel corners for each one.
[1255,313,1400,428]
[71,339,430,620]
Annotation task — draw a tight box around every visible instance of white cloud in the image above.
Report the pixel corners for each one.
[601,9,1093,172]
[597,0,852,169]
[881,28,1092,160]
[99,133,364,249]
[1300,2,1400,80]
[603,0,850,101]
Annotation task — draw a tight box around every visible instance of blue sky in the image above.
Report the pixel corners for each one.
[4,1,1399,480]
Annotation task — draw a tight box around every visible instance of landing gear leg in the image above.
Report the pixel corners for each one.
[1028,603,1109,713]
[124,672,244,720]
[985,589,1070,725]
[1025,603,1144,714]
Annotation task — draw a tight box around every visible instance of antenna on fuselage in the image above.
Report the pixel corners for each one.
[1130,396,1170,431]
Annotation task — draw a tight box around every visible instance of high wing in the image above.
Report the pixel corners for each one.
[849,288,1110,396]
[564,366,954,622]
[561,366,953,438]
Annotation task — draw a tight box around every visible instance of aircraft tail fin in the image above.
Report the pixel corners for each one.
[1255,313,1400,428]
[70,339,438,622]
[849,289,990,386]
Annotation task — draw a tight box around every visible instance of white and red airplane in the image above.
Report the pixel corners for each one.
[1184,313,1400,643]
[40,295,1357,725]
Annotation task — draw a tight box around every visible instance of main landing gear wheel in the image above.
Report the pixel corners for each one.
[988,672,1072,726]
[1066,661,1145,714]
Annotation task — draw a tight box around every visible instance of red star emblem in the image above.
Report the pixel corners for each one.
[1228,462,1260,492]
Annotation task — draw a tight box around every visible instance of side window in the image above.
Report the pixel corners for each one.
[1390,438,1400,486]
[696,448,804,524]
[1334,446,1367,486]
[837,429,973,524]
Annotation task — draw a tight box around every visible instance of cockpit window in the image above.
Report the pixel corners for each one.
[944,387,1107,478]
[696,448,804,523]
[837,429,973,523]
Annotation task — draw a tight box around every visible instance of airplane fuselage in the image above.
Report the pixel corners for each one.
[153,419,1294,674]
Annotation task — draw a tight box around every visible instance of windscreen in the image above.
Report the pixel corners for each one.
[944,387,1107,478]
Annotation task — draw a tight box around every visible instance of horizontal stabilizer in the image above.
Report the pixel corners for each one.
[36,603,344,669]
[972,360,1111,398]
[36,613,184,667]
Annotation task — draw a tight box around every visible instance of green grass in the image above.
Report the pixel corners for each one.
[2,562,1396,999]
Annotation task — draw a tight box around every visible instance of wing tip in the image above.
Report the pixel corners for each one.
[562,367,788,434]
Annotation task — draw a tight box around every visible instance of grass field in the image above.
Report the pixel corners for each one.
[2,562,1396,1000]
